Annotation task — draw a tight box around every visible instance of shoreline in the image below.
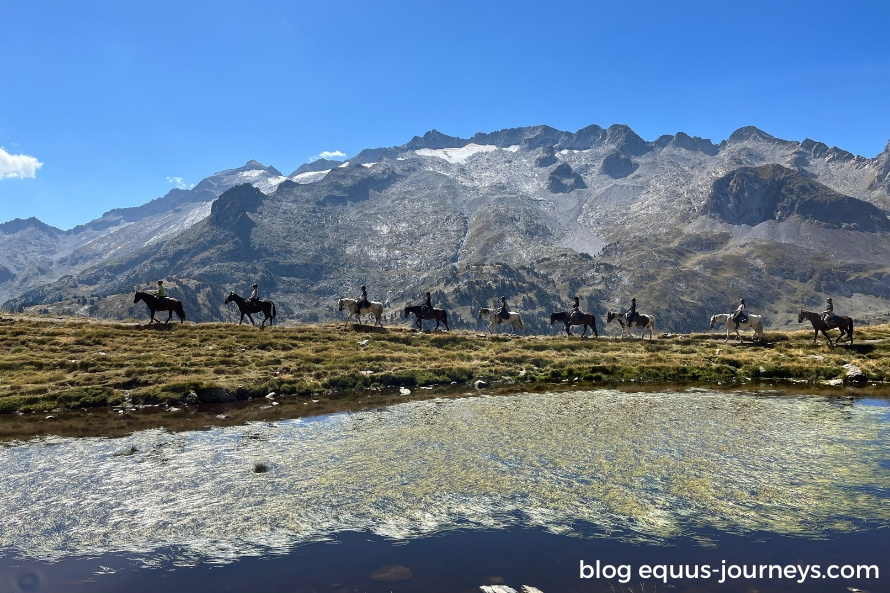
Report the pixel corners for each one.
[1,314,888,439]
[2,379,889,442]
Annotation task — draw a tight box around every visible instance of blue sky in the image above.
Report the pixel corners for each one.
[2,1,889,230]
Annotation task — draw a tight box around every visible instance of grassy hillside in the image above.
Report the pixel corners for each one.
[2,315,889,420]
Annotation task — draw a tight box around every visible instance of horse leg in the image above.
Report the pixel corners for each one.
[165,310,173,324]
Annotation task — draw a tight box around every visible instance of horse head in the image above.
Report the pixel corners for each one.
[550,312,557,325]
[798,310,806,323]
[477,308,487,319]
[338,299,346,312]
[225,292,236,304]
[134,292,145,304]
[709,315,717,329]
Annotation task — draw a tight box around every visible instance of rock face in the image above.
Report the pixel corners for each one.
[547,163,586,193]
[704,164,890,232]
[601,153,638,179]
[535,146,557,168]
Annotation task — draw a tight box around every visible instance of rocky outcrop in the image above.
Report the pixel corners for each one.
[601,153,638,179]
[535,146,557,167]
[548,163,586,193]
[704,164,890,232]
[208,183,265,234]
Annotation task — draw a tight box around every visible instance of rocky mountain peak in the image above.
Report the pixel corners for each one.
[291,158,345,176]
[0,217,61,236]
[227,160,283,177]
[726,126,777,144]
[405,129,467,150]
[605,124,650,156]
[669,132,719,155]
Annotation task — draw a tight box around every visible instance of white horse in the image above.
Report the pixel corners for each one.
[338,298,384,328]
[478,307,524,336]
[710,313,765,343]
[606,310,655,340]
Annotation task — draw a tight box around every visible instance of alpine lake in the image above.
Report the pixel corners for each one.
[1,384,888,593]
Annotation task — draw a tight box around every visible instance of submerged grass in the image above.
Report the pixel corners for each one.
[0,314,889,415]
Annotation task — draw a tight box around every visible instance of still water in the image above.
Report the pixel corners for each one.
[1,389,888,592]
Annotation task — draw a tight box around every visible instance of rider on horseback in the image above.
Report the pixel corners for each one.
[248,283,259,305]
[733,299,747,330]
[821,297,833,324]
[357,285,369,311]
[570,296,582,323]
[156,280,167,300]
[422,291,432,315]
[626,298,638,325]
[498,296,509,320]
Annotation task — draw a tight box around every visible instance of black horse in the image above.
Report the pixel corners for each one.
[134,291,186,324]
[403,305,450,331]
[550,311,598,338]
[225,292,277,327]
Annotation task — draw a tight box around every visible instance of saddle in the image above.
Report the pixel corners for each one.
[498,309,510,320]
[734,312,748,324]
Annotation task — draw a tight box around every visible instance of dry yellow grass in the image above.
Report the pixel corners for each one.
[1,314,888,420]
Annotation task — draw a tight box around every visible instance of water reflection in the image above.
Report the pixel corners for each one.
[0,390,888,568]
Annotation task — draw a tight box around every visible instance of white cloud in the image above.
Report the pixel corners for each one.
[310,150,346,162]
[0,147,43,180]
[166,176,194,189]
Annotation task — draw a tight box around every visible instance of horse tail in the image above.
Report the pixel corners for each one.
[178,302,186,322]
[848,318,854,342]
[272,302,277,319]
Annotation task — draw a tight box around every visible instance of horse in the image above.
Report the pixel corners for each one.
[709,313,765,343]
[798,310,853,346]
[338,298,384,328]
[225,292,277,328]
[550,311,598,338]
[134,291,186,324]
[404,305,450,331]
[606,310,655,340]
[478,307,524,336]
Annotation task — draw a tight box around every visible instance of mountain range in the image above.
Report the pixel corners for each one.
[3,123,889,335]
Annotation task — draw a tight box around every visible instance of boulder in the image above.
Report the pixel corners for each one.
[842,364,867,383]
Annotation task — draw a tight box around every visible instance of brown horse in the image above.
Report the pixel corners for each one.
[225,292,277,328]
[550,311,598,338]
[404,305,449,331]
[134,291,186,324]
[798,310,853,346]
[607,310,655,340]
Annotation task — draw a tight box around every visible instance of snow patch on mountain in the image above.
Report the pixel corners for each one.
[415,144,499,163]
[290,170,331,183]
